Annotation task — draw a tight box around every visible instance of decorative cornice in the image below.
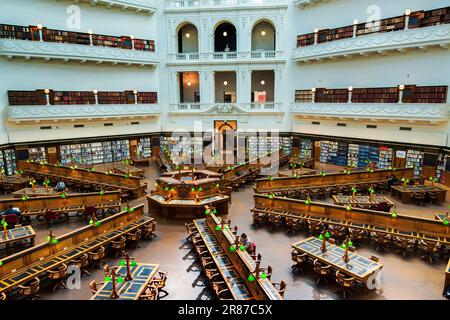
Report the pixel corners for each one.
[290,103,449,122]
[293,0,337,8]
[164,0,288,12]
[292,24,450,62]
[60,0,157,14]
[0,39,159,66]
[7,104,161,123]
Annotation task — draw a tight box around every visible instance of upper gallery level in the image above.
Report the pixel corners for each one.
[164,0,288,12]
[293,6,450,62]
[6,89,160,123]
[62,0,157,14]
[166,17,286,65]
[291,85,449,123]
[0,23,158,66]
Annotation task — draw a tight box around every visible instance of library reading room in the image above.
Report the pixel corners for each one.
[0,0,449,307]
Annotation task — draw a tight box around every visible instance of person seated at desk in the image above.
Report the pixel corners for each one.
[54,181,66,192]
[1,205,21,217]
[387,174,399,188]
[240,233,253,254]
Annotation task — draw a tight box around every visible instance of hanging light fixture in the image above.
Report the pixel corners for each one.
[223,31,228,37]
[186,32,190,38]
[261,30,266,36]
[223,81,228,86]
[260,80,265,85]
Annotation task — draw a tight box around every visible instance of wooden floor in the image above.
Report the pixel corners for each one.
[22,160,449,300]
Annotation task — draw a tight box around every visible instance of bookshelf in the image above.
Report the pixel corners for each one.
[111,140,130,162]
[28,147,46,162]
[0,152,5,175]
[0,23,156,52]
[295,90,313,103]
[419,7,450,27]
[408,86,448,104]
[436,153,448,182]
[4,149,17,175]
[347,144,359,167]
[352,87,399,103]
[379,146,393,169]
[315,88,348,103]
[406,149,424,175]
[139,138,152,158]
[102,141,114,163]
[319,140,347,165]
[296,33,315,47]
[299,139,313,158]
[8,90,158,106]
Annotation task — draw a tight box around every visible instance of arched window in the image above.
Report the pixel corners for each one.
[214,22,237,52]
[251,21,276,51]
[177,23,199,53]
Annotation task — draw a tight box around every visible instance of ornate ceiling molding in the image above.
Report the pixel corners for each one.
[60,0,156,14]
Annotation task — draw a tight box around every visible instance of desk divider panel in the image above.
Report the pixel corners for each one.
[0,191,121,212]
[18,161,141,189]
[255,168,415,190]
[254,194,449,238]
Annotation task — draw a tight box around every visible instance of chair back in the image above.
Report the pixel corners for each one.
[48,263,68,280]
[111,236,126,249]
[4,214,19,226]
[73,253,89,267]
[277,280,287,298]
[85,206,97,216]
[45,210,59,220]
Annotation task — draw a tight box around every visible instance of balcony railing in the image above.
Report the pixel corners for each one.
[0,24,158,65]
[169,102,283,114]
[165,0,288,10]
[168,51,284,64]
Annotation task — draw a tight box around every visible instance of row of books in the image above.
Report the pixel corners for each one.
[294,86,447,104]
[299,139,313,158]
[28,147,46,162]
[319,141,348,166]
[8,90,158,106]
[59,140,131,165]
[139,138,152,158]
[3,149,17,175]
[406,149,424,176]
[297,6,450,47]
[0,24,155,52]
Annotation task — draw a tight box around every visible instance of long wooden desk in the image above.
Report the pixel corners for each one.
[251,194,450,245]
[289,157,315,169]
[112,163,145,177]
[91,263,159,300]
[255,168,415,193]
[292,237,383,286]
[131,156,151,167]
[193,213,283,300]
[278,168,316,177]
[0,226,35,254]
[0,191,121,223]
[12,187,62,198]
[332,195,394,209]
[18,161,146,198]
[0,176,32,192]
[0,205,153,296]
[391,185,447,203]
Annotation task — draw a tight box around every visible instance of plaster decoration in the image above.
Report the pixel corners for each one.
[290,103,449,122]
[292,24,450,62]
[168,103,284,116]
[7,104,161,122]
[164,0,288,11]
[293,0,336,8]
[70,0,157,13]
[0,39,159,66]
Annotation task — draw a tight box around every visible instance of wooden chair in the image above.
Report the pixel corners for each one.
[426,192,439,205]
[372,232,391,252]
[252,211,267,226]
[18,277,40,300]
[268,214,283,230]
[141,222,157,240]
[260,266,273,281]
[126,229,142,248]
[419,239,439,264]
[45,210,65,227]
[313,259,332,285]
[307,220,321,236]
[110,236,127,258]
[89,280,104,295]
[140,285,158,300]
[72,253,90,276]
[393,236,415,257]
[88,246,106,269]
[370,255,380,263]
[0,292,6,300]
[291,250,308,273]
[185,222,198,242]
[272,280,287,298]
[348,228,366,242]
[285,217,302,234]
[152,271,168,298]
[335,271,355,299]
[329,225,346,239]
[47,263,68,292]
[412,193,425,206]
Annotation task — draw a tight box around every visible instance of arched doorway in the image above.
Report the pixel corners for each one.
[177,23,199,54]
[251,20,276,52]
[214,22,237,52]
[214,120,237,158]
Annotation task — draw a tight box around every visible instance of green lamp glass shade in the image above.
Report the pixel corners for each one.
[204,209,210,215]
[104,276,112,282]
[116,276,124,284]
[212,209,217,214]
[46,236,51,242]
[215,225,221,231]
[325,231,331,238]
[119,260,126,266]
[444,219,449,226]
[348,240,353,247]
[391,211,398,218]
[239,245,245,251]
[346,205,351,211]
[341,244,347,249]
[229,246,236,252]
[261,273,267,279]
[95,221,101,227]
[129,208,134,213]
[198,187,203,192]
[318,234,324,240]
[131,261,137,267]
[89,219,94,225]
[248,275,255,282]
[51,239,58,244]
[191,188,195,192]
[0,261,3,266]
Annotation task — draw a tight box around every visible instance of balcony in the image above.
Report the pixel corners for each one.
[290,103,449,123]
[168,102,284,115]
[167,51,285,65]
[0,24,158,66]
[7,104,161,123]
[164,0,288,11]
[63,0,157,14]
[293,7,450,63]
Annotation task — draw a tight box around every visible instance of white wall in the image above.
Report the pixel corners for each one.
[251,21,276,51]
[179,24,199,53]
